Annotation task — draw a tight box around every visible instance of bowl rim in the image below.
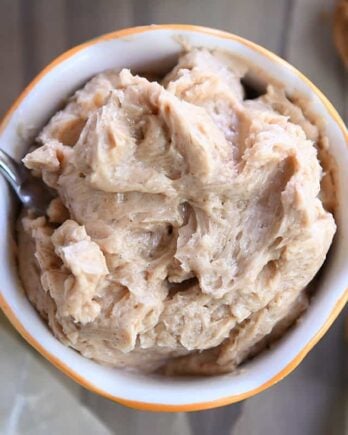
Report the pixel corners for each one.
[0,24,347,412]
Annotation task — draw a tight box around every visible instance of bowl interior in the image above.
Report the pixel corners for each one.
[0,26,347,409]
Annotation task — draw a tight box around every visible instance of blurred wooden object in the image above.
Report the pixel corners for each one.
[333,0,348,68]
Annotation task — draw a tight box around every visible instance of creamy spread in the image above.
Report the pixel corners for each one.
[18,49,336,375]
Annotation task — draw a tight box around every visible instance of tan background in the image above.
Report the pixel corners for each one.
[0,0,347,434]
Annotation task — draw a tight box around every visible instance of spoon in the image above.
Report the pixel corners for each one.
[0,148,53,215]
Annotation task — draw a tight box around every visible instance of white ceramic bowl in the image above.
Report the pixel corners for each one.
[0,25,347,412]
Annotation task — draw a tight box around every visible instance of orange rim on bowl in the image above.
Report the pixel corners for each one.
[0,25,347,412]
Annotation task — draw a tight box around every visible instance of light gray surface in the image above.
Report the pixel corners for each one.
[0,0,347,434]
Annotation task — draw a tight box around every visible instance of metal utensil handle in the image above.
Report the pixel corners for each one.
[0,149,25,194]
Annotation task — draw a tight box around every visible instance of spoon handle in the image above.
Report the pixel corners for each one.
[0,148,25,195]
[0,148,53,214]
